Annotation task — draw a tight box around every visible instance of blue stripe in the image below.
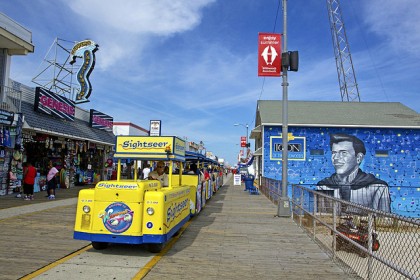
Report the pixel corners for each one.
[74,215,189,245]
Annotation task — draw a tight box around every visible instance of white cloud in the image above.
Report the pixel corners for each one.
[63,0,216,71]
[66,0,216,35]
[362,0,420,57]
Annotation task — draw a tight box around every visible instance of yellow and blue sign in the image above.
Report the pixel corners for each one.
[114,136,186,160]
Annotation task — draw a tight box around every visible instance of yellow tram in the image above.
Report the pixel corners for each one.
[73,136,199,253]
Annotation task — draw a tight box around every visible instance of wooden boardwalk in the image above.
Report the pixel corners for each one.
[0,178,351,280]
[0,186,92,280]
[143,180,351,279]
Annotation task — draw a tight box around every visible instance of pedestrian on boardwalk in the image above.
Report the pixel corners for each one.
[46,161,59,199]
[23,162,37,200]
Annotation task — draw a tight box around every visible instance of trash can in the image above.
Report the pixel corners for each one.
[244,174,255,191]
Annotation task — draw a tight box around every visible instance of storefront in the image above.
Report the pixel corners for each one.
[13,86,115,194]
[0,110,24,196]
[251,100,420,217]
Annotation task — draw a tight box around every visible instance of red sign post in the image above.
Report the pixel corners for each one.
[258,33,282,77]
[240,136,247,147]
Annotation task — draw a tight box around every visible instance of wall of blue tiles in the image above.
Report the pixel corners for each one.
[262,126,420,217]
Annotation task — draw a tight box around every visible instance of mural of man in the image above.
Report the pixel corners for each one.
[317,133,391,212]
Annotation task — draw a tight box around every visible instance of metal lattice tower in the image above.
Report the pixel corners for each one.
[326,0,361,102]
[31,38,79,100]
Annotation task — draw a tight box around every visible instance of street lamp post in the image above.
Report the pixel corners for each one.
[277,0,291,217]
[234,123,249,155]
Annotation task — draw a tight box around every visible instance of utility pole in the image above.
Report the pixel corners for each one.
[277,0,291,217]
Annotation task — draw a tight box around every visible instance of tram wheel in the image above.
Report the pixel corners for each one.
[92,241,108,250]
[148,243,164,253]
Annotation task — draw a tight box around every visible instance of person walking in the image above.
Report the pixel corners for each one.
[46,161,59,200]
[23,162,37,200]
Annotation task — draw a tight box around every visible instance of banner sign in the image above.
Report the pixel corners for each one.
[258,33,282,77]
[149,120,161,136]
[34,87,75,121]
[90,109,113,132]
[270,135,306,161]
[241,136,247,147]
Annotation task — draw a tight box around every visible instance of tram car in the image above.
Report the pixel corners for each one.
[74,136,215,253]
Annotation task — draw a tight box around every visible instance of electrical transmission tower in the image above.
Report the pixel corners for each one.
[326,0,361,102]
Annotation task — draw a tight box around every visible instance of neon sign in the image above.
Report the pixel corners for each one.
[34,87,75,121]
[70,40,99,104]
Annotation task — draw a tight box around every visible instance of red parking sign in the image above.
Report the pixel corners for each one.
[258,33,282,77]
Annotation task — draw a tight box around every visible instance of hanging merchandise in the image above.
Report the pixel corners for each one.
[9,170,17,180]
[14,113,23,149]
[0,127,3,146]
[3,128,11,148]
[13,150,22,161]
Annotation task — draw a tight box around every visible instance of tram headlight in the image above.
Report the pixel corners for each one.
[83,205,91,213]
[146,207,154,215]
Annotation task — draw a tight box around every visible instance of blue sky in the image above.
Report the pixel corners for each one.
[2,0,420,167]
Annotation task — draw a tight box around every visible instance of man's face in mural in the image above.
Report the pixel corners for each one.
[331,141,359,177]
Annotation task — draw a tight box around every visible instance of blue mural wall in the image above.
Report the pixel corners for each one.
[262,126,420,218]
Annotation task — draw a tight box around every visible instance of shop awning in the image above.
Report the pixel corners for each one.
[21,101,115,146]
[250,125,261,139]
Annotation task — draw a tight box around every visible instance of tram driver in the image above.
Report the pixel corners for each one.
[148,161,169,187]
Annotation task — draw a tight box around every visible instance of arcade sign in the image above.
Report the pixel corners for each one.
[70,40,99,104]
[34,87,75,121]
[90,109,113,132]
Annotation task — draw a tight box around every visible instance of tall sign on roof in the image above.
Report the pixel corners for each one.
[70,40,99,104]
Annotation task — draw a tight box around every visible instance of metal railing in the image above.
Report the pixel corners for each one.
[0,83,22,113]
[259,177,419,280]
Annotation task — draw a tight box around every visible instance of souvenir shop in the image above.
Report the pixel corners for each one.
[0,86,116,196]
[0,110,24,196]
[21,131,114,193]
